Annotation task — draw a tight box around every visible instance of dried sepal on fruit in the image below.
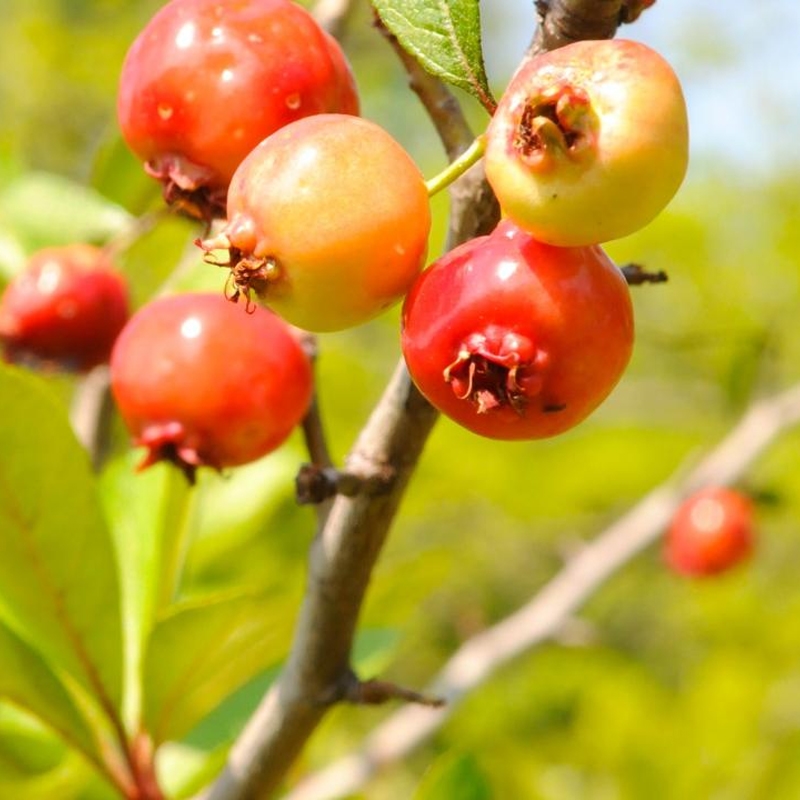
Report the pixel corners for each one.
[401,219,634,439]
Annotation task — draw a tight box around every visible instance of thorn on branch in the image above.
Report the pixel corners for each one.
[295,464,395,505]
[621,262,669,286]
[344,674,445,709]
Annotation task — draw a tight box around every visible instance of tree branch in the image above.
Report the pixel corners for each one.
[193,0,629,795]
[281,382,800,800]
[194,20,498,800]
[531,0,623,54]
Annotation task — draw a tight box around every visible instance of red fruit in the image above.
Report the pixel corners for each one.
[109,293,312,480]
[484,39,688,246]
[199,114,431,332]
[117,0,360,219]
[401,220,634,439]
[0,244,129,372]
[665,487,754,577]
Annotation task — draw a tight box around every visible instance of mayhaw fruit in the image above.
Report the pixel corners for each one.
[109,292,313,481]
[484,38,689,246]
[117,0,359,220]
[401,219,634,439]
[199,114,431,332]
[0,244,129,372]
[664,487,755,577]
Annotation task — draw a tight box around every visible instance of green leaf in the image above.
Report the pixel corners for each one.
[0,172,132,252]
[0,620,97,762]
[90,133,161,215]
[0,704,117,797]
[0,366,124,716]
[99,454,196,730]
[352,627,402,677]
[0,703,68,777]
[142,591,291,744]
[181,667,278,751]
[0,748,116,800]
[156,741,229,800]
[414,751,492,800]
[372,0,496,111]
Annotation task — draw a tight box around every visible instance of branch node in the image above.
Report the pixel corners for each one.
[295,464,395,505]
[621,262,669,286]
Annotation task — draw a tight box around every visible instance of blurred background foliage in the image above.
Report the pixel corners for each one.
[1,1,800,799]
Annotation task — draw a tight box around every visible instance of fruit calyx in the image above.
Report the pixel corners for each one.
[136,421,209,484]
[145,155,227,222]
[443,327,550,414]
[197,232,282,311]
[514,83,597,170]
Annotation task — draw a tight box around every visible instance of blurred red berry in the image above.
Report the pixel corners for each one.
[665,487,755,577]
[0,244,129,372]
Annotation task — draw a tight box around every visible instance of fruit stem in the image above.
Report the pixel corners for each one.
[424,135,486,197]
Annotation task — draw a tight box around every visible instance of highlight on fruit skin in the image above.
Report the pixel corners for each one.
[117,0,360,220]
[109,292,313,483]
[664,486,755,577]
[484,38,689,246]
[0,243,129,372]
[198,113,431,333]
[401,218,635,440]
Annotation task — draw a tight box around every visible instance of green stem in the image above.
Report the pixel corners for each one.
[425,135,486,197]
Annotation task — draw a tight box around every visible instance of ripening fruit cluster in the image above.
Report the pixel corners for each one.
[0,0,690,479]
[403,38,688,441]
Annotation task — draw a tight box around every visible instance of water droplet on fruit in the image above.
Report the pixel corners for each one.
[285,93,301,110]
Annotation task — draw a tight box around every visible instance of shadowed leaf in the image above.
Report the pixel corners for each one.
[0,621,97,763]
[0,366,124,717]
[142,591,290,744]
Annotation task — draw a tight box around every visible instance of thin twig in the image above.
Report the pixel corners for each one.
[69,365,115,471]
[282,382,800,800]
[373,12,475,162]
